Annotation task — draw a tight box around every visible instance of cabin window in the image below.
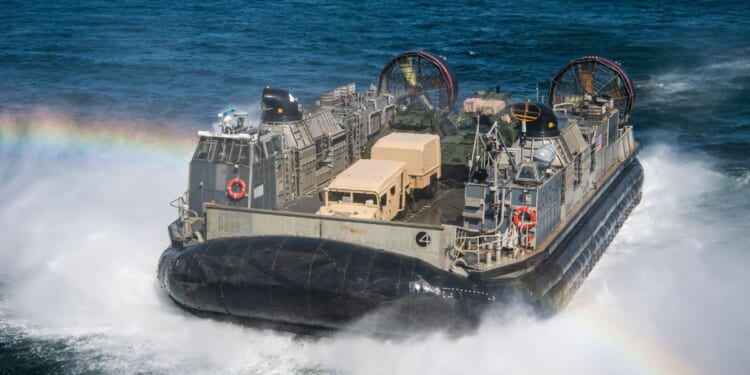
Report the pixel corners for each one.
[390,186,396,195]
[271,135,283,154]
[261,135,283,157]
[193,140,214,160]
[252,143,265,164]
[212,140,224,163]
[230,143,244,164]
[380,194,387,207]
[232,144,250,166]
[519,166,537,180]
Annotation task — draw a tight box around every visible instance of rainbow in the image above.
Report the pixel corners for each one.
[568,295,699,375]
[0,109,197,160]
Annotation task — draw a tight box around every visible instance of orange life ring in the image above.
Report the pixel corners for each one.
[513,206,536,230]
[226,177,247,200]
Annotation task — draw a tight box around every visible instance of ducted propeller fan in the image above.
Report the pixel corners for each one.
[548,56,635,125]
[378,51,458,116]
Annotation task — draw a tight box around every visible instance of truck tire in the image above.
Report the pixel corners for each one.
[424,175,439,199]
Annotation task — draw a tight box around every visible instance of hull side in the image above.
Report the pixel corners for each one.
[522,157,643,310]
[538,158,643,309]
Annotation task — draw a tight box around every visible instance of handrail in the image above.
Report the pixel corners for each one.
[170,193,199,221]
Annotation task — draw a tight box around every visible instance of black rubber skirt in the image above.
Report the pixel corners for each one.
[158,236,493,333]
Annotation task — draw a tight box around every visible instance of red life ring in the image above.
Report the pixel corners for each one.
[513,206,536,230]
[226,177,247,200]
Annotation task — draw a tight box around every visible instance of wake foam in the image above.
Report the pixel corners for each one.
[306,146,749,375]
[1,114,748,374]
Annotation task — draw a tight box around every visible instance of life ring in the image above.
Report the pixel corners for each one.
[513,206,536,230]
[226,177,247,200]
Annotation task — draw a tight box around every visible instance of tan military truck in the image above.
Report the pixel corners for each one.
[371,132,441,198]
[316,159,409,221]
[316,132,441,221]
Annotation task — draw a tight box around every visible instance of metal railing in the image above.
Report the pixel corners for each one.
[451,225,532,269]
[170,192,199,222]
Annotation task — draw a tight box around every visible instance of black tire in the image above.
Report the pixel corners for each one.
[424,175,439,199]
[407,194,417,211]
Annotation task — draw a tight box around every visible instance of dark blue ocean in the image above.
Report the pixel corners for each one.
[1,1,748,374]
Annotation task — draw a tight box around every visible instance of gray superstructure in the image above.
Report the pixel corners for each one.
[182,84,395,216]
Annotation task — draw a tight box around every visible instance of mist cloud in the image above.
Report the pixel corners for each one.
[1,114,747,374]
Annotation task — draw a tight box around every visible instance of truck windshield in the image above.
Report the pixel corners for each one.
[353,193,377,206]
[328,191,350,203]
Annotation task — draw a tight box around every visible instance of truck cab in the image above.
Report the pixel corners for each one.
[316,159,408,221]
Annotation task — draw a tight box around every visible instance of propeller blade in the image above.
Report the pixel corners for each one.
[418,94,434,111]
[400,58,418,87]
[579,66,594,94]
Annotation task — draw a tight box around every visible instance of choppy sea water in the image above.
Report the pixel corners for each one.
[1,1,749,374]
